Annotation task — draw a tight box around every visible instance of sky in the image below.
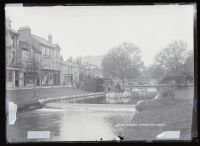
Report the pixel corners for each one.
[5,4,195,66]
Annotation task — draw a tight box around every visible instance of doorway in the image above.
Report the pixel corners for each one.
[15,71,19,87]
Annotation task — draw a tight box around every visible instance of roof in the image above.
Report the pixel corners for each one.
[19,40,41,53]
[32,35,58,48]
[61,60,77,67]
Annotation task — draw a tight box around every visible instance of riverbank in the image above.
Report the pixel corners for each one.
[6,87,89,106]
[122,86,194,141]
[6,87,90,113]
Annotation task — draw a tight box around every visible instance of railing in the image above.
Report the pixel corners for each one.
[39,92,106,104]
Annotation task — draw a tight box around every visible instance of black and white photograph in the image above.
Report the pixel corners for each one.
[5,3,195,142]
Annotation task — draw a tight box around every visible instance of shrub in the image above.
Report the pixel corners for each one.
[95,78,105,92]
[135,100,149,111]
[131,91,141,98]
[145,91,157,99]
[160,72,193,85]
[130,90,157,100]
[82,78,105,92]
[159,86,175,99]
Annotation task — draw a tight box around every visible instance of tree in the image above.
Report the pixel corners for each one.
[102,42,143,85]
[126,65,143,80]
[24,47,41,97]
[182,50,194,83]
[143,65,166,81]
[82,78,105,92]
[184,50,194,75]
[154,40,187,76]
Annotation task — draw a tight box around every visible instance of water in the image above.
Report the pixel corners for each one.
[131,87,157,92]
[7,107,135,142]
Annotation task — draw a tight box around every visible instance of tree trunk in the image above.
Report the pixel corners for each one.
[33,73,37,97]
[121,72,125,86]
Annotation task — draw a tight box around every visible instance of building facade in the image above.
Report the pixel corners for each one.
[18,26,61,86]
[6,18,24,88]
[77,63,103,82]
[18,39,42,87]
[60,60,79,86]
[35,34,61,86]
[6,18,103,89]
[60,60,103,87]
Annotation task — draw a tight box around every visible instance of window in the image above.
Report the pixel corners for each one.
[52,50,54,57]
[22,49,30,60]
[48,48,50,56]
[11,52,15,64]
[48,48,51,56]
[44,60,47,67]
[51,49,53,57]
[69,67,72,74]
[45,47,47,55]
[47,48,49,56]
[36,53,40,60]
[55,51,59,58]
[55,51,57,57]
[42,46,45,56]
[45,47,49,56]
[11,36,16,47]
[7,70,13,82]
[49,49,51,57]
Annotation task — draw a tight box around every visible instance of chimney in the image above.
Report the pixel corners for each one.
[48,34,52,43]
[18,26,31,42]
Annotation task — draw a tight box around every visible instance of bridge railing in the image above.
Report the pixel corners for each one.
[38,92,106,104]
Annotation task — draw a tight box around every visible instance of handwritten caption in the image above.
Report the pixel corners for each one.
[115,123,166,127]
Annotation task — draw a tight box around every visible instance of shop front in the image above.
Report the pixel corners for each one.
[63,74,73,86]
[6,67,24,88]
[23,72,41,87]
[41,70,60,86]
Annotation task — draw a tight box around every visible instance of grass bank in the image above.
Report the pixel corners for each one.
[6,87,90,113]
[6,87,89,106]
[122,86,194,141]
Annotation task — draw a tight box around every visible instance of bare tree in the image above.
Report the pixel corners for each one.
[154,40,187,75]
[143,65,166,81]
[102,42,143,85]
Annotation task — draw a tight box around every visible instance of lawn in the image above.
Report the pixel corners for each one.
[122,86,194,141]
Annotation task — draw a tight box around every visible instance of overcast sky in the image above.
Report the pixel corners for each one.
[5,4,194,66]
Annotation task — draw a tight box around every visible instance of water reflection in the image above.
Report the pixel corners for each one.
[7,108,135,142]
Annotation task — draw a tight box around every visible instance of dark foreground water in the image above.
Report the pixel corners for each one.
[7,108,135,142]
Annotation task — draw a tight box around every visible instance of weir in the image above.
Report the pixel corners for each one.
[39,92,106,105]
[45,103,136,112]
